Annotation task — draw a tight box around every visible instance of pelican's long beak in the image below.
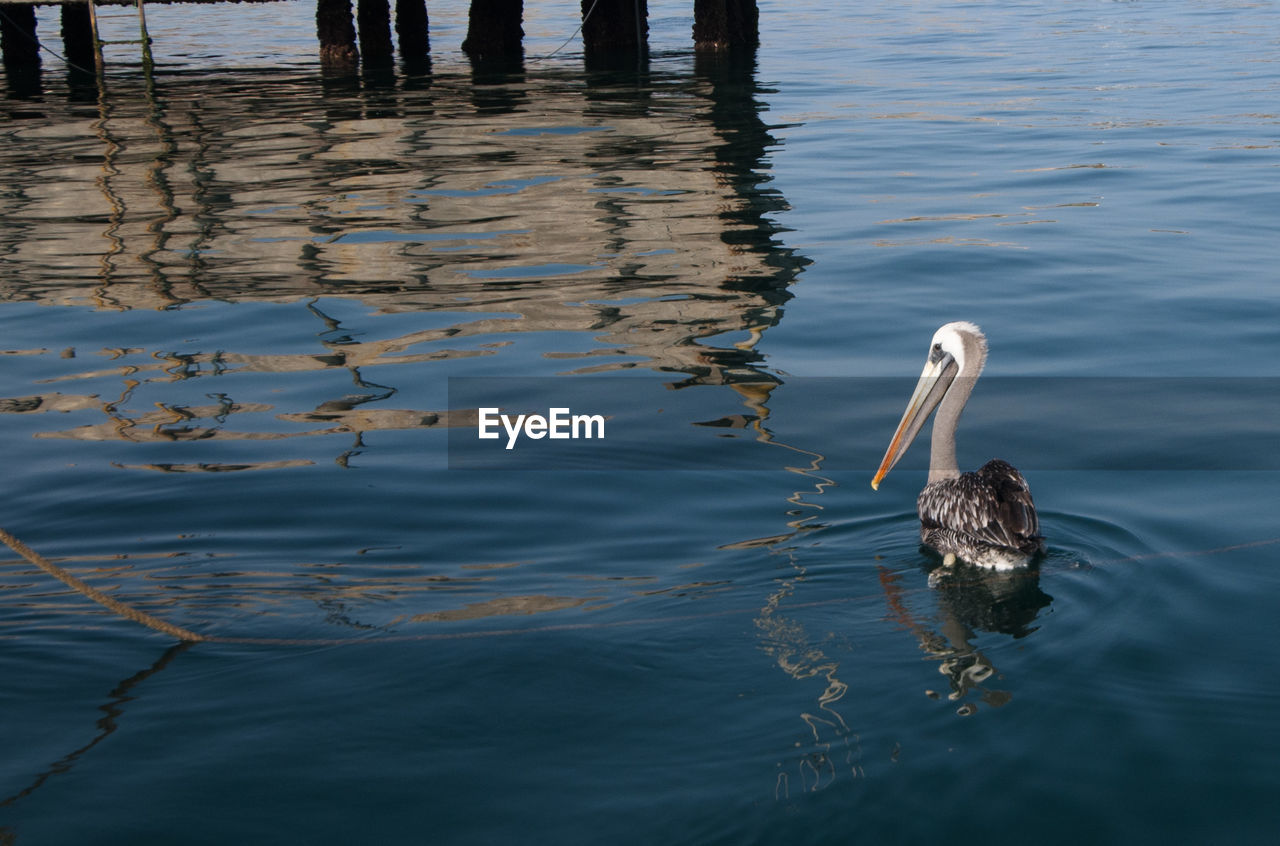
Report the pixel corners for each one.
[871,353,957,489]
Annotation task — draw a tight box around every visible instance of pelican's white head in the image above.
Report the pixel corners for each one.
[930,321,987,378]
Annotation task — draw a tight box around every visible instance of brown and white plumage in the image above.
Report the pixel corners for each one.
[871,322,1044,569]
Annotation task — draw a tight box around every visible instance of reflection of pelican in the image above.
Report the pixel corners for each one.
[871,322,1043,569]
[879,563,1051,715]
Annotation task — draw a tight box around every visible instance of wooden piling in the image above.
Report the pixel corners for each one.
[357,0,394,67]
[692,0,759,51]
[85,0,105,76]
[394,0,429,71]
[317,0,360,70]
[60,2,96,72]
[0,3,41,72]
[462,0,523,60]
[580,0,648,56]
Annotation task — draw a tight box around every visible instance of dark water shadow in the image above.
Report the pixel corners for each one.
[0,641,194,813]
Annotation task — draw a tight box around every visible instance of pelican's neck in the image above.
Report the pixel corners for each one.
[928,334,986,484]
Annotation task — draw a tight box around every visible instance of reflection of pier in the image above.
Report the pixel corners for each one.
[1,51,806,453]
[0,1,760,77]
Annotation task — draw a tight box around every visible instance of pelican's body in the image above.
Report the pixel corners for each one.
[872,322,1043,570]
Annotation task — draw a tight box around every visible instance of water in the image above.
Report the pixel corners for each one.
[3,1,1279,842]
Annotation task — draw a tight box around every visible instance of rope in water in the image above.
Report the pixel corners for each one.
[534,0,603,61]
[0,527,205,643]
[5,525,1280,646]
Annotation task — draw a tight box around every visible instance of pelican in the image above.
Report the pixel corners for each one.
[871,322,1043,569]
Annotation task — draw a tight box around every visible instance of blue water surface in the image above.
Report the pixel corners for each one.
[2,1,1278,843]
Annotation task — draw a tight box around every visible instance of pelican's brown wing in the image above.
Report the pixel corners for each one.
[918,459,1042,555]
